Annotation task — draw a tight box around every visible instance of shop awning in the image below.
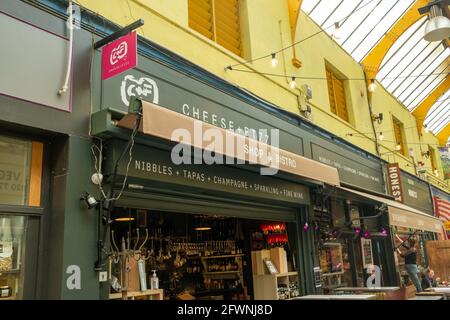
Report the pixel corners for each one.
[338,186,443,234]
[117,100,340,186]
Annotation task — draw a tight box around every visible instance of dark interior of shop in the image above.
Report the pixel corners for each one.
[109,208,298,300]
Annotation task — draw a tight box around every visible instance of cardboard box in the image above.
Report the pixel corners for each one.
[270,247,288,274]
[251,250,271,275]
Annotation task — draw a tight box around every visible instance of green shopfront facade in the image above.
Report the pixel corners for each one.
[91,43,344,297]
[2,0,447,299]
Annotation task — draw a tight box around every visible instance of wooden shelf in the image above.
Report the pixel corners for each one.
[201,254,244,259]
[322,271,344,277]
[109,289,164,300]
[203,271,241,275]
[275,272,298,277]
[0,269,20,274]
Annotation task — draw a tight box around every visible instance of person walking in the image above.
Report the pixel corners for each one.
[399,238,422,292]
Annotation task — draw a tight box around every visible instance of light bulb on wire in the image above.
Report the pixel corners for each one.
[368,80,377,93]
[434,169,439,177]
[379,132,384,141]
[423,124,429,133]
[396,143,401,151]
[270,53,278,68]
[333,22,342,40]
[289,77,297,89]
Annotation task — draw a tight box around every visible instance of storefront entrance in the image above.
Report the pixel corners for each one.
[0,134,45,300]
[108,207,301,300]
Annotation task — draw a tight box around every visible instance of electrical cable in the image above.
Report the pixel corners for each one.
[226,0,379,69]
[58,0,74,95]
[225,68,449,82]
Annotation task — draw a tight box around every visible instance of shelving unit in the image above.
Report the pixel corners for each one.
[109,289,164,300]
[201,254,244,293]
[201,254,244,259]
[253,272,299,300]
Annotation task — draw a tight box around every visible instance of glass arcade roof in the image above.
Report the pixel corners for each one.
[301,0,449,138]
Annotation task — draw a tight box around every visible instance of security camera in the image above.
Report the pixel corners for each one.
[81,192,98,209]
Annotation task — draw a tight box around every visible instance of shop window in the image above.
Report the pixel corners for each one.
[392,117,406,156]
[0,135,43,207]
[326,66,349,122]
[0,215,27,299]
[188,0,242,56]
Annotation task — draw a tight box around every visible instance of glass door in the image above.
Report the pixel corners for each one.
[0,215,28,299]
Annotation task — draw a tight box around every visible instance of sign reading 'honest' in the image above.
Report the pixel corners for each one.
[102,32,137,80]
[387,163,404,203]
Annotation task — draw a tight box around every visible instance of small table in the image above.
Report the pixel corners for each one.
[109,289,164,300]
[334,286,400,292]
[424,287,450,300]
[333,287,401,300]
[293,294,376,300]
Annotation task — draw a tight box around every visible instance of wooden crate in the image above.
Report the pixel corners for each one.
[251,250,271,275]
[270,247,288,274]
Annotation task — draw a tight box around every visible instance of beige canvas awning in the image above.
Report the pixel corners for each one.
[117,100,340,186]
[338,186,443,234]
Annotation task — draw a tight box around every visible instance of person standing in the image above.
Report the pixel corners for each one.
[399,238,422,292]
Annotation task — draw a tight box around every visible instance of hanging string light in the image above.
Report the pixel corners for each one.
[423,124,430,133]
[434,169,439,177]
[270,53,278,68]
[332,22,343,40]
[396,143,402,151]
[289,77,297,89]
[379,132,384,141]
[368,79,377,93]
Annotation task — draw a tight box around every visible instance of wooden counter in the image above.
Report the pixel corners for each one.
[109,289,164,300]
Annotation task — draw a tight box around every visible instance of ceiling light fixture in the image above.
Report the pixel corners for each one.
[270,53,278,68]
[289,77,297,89]
[333,22,342,40]
[114,217,135,222]
[423,4,450,42]
[194,227,211,231]
[368,79,377,93]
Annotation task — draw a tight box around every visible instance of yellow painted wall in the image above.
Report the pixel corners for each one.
[75,0,448,191]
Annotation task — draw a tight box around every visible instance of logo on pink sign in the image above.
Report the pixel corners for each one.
[102,31,137,80]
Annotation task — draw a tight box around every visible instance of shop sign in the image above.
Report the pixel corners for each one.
[311,143,383,193]
[400,171,434,215]
[109,141,310,205]
[387,163,403,203]
[118,101,340,183]
[102,32,137,80]
[388,207,442,233]
[96,54,383,191]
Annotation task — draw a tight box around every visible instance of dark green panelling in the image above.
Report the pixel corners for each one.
[107,140,310,206]
[116,191,297,222]
[60,136,99,299]
[46,136,68,299]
